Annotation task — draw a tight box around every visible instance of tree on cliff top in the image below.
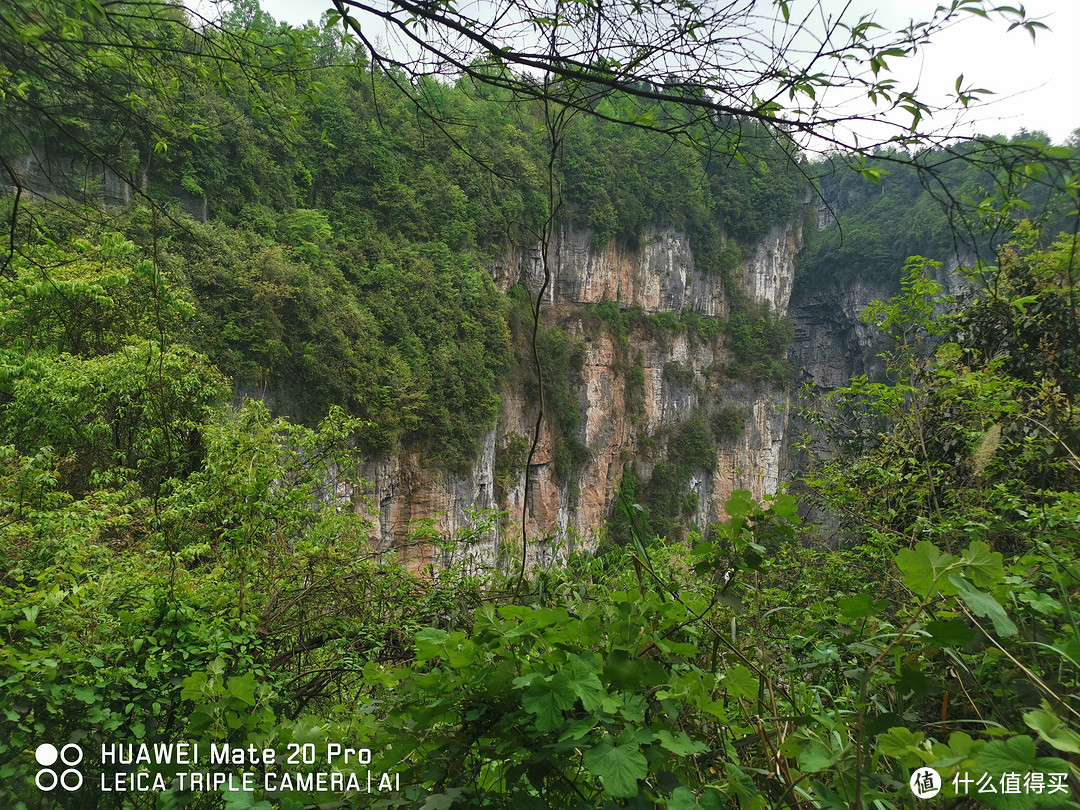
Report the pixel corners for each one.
[4,0,1076,187]
[325,0,1065,157]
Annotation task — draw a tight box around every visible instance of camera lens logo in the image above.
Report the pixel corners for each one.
[35,743,84,791]
[910,766,942,799]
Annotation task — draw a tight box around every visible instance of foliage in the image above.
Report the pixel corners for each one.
[517,310,589,483]
[801,240,1079,550]
[724,304,795,382]
[608,412,718,545]
[800,139,1080,288]
[494,432,531,501]
[710,406,746,441]
[2,4,1080,810]
[354,490,804,809]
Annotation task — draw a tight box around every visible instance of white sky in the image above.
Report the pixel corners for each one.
[256,0,1079,144]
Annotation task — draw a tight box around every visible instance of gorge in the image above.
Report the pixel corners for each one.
[347,213,908,568]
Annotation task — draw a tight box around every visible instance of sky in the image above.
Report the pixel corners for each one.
[253,0,1079,145]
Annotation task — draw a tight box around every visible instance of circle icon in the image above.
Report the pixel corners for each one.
[35,769,58,791]
[60,768,84,790]
[34,741,84,792]
[35,743,58,767]
[910,767,942,799]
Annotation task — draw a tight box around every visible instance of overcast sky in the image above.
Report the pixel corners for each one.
[255,0,1079,144]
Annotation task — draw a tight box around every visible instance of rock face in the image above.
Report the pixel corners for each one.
[789,279,889,393]
[3,146,209,220]
[5,149,137,208]
[357,221,802,569]
[789,258,971,394]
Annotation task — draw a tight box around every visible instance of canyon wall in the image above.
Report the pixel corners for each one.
[3,146,209,220]
[357,222,802,570]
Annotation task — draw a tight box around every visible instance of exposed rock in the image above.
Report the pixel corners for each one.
[789,279,888,392]
[356,221,800,565]
[5,147,136,208]
[4,147,208,219]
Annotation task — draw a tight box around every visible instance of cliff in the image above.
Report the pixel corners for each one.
[356,221,802,570]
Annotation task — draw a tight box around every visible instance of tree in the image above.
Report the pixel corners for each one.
[800,231,1080,552]
[327,0,1058,155]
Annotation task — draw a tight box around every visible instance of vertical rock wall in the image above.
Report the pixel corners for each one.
[358,220,802,568]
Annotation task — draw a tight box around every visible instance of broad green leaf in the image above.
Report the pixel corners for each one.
[668,787,700,810]
[724,762,764,809]
[414,628,448,661]
[974,735,1036,773]
[567,655,605,712]
[222,791,272,810]
[896,541,959,597]
[1024,708,1080,755]
[421,788,467,809]
[724,490,755,518]
[180,672,208,702]
[877,727,925,760]
[1018,591,1061,615]
[924,619,976,647]
[797,740,842,773]
[656,729,709,756]
[973,736,1074,809]
[521,671,576,732]
[769,492,798,519]
[583,738,647,798]
[557,716,598,742]
[723,665,757,700]
[225,673,257,706]
[949,574,1017,637]
[837,593,884,620]
[959,540,1005,587]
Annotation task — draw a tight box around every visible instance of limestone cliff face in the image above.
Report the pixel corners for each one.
[358,221,802,569]
[789,258,970,394]
[789,280,888,392]
[3,147,208,219]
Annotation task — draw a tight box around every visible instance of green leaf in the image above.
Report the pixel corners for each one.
[974,735,1035,774]
[225,673,257,706]
[837,593,885,620]
[1017,591,1061,615]
[924,619,976,647]
[723,665,758,700]
[566,655,605,712]
[877,727,924,759]
[222,791,272,810]
[656,729,709,756]
[558,717,598,742]
[797,740,842,773]
[180,672,208,702]
[724,762,763,808]
[421,788,467,809]
[896,541,959,597]
[414,628,448,661]
[959,540,1005,587]
[724,490,755,518]
[668,787,700,810]
[949,574,1017,637]
[521,671,576,732]
[1024,708,1080,755]
[583,738,647,798]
